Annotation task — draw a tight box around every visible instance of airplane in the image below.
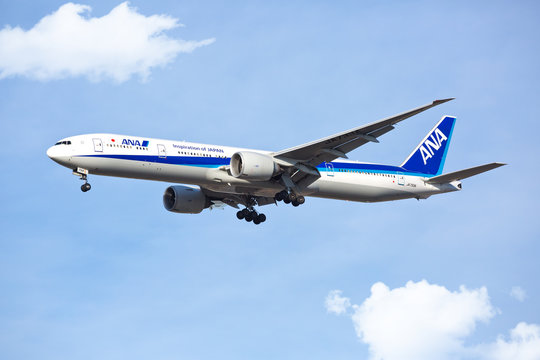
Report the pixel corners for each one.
[46,98,505,225]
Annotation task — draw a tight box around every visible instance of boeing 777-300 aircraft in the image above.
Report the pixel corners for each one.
[47,99,505,224]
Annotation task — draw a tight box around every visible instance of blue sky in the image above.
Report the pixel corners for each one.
[0,1,539,359]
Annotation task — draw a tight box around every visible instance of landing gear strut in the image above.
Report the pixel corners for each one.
[73,167,91,192]
[236,208,266,225]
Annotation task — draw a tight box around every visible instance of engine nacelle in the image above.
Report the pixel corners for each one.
[230,151,279,181]
[163,185,210,214]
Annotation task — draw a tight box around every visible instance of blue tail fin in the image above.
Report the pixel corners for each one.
[400,116,456,175]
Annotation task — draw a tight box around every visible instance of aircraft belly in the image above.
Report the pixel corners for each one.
[75,157,281,193]
[72,157,442,202]
[310,178,419,202]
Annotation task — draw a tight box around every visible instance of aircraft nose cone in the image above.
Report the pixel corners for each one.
[46,144,72,167]
[46,146,54,159]
[47,145,65,163]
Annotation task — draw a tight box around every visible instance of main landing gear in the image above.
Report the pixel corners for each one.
[73,167,91,192]
[236,208,267,225]
[274,190,305,207]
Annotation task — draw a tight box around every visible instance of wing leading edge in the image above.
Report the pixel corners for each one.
[273,98,455,168]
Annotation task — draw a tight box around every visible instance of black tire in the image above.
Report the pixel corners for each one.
[241,208,250,217]
[236,211,245,220]
[257,214,266,223]
[275,192,284,201]
[283,197,291,204]
[288,193,297,202]
[296,196,305,204]
[292,200,300,207]
[245,212,254,222]
[81,183,91,192]
[253,218,261,225]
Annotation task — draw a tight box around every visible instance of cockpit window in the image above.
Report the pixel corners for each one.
[54,141,72,145]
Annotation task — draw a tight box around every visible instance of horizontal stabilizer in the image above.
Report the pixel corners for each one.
[425,162,506,184]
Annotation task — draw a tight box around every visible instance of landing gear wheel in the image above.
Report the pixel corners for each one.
[288,192,297,202]
[292,200,300,207]
[275,190,288,202]
[296,195,305,205]
[81,183,91,192]
[236,210,245,220]
[257,214,266,223]
[253,217,261,225]
[245,211,254,222]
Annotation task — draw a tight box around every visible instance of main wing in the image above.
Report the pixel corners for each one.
[273,98,454,171]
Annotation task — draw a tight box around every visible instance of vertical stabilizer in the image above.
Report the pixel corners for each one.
[400,116,456,175]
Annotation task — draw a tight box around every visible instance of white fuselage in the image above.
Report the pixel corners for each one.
[46,133,460,202]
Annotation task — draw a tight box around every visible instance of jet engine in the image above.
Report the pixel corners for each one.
[163,185,210,214]
[230,151,280,181]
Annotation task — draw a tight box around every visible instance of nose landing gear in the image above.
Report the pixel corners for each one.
[73,167,91,192]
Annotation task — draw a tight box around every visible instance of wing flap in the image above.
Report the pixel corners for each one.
[201,187,276,209]
[425,162,506,184]
[334,125,395,156]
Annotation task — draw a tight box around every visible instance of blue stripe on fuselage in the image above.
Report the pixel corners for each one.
[317,162,429,177]
[81,154,230,167]
[79,154,430,177]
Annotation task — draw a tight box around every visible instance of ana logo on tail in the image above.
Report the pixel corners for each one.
[419,128,448,165]
[400,116,456,176]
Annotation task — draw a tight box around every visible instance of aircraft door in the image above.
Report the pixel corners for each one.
[92,138,103,152]
[158,144,167,159]
[397,172,405,185]
[325,162,334,177]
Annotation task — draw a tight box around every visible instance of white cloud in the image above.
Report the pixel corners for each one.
[328,281,540,359]
[325,290,351,315]
[0,2,215,82]
[350,280,495,360]
[510,286,527,302]
[475,322,540,360]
